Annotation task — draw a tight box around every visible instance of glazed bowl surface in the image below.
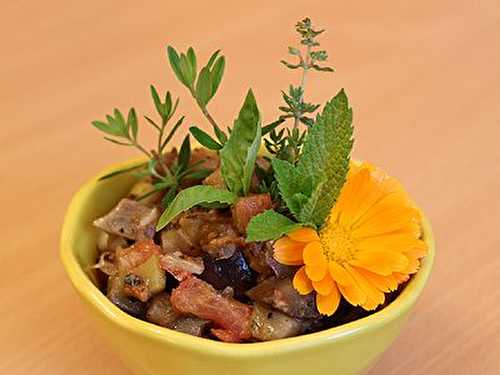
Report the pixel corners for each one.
[60,158,435,375]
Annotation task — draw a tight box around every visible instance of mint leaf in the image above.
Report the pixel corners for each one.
[246,210,302,242]
[272,158,313,218]
[273,89,353,228]
[298,89,353,227]
[220,89,261,196]
[156,185,237,230]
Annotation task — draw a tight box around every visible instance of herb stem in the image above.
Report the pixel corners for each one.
[293,45,311,129]
[190,88,224,140]
[131,140,153,159]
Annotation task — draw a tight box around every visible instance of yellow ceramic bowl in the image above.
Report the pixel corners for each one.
[60,158,435,375]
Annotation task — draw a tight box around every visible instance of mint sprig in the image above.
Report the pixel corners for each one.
[246,210,302,242]
[271,89,353,229]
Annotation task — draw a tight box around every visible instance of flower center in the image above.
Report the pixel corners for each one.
[319,224,357,264]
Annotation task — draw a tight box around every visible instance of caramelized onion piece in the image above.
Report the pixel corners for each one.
[171,276,253,342]
[160,252,204,281]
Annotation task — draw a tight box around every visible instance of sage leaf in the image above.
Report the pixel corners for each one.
[220,89,261,196]
[156,185,237,230]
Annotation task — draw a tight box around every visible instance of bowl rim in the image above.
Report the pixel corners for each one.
[60,158,435,357]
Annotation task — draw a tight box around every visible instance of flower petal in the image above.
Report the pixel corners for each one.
[356,267,398,292]
[288,227,320,242]
[273,237,305,266]
[316,284,341,316]
[312,273,335,296]
[393,272,410,284]
[305,263,328,282]
[351,250,409,276]
[303,241,326,266]
[328,261,354,286]
[345,265,385,310]
[293,266,313,295]
[338,283,366,306]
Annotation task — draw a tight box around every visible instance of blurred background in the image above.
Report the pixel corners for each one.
[2,1,499,374]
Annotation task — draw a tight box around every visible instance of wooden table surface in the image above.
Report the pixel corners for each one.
[2,1,499,374]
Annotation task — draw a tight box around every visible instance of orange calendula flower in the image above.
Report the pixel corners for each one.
[273,163,427,316]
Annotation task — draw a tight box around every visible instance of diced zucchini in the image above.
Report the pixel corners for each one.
[132,255,166,295]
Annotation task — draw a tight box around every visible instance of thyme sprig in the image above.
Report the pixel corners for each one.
[265,17,334,164]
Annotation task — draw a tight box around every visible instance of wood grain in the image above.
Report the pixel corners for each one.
[1,1,499,374]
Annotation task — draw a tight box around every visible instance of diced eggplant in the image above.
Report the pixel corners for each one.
[160,252,204,281]
[231,194,272,234]
[146,293,178,326]
[250,304,303,341]
[171,276,253,342]
[243,241,273,276]
[107,274,146,317]
[146,293,209,337]
[200,250,256,298]
[93,199,159,240]
[265,248,298,279]
[123,273,151,302]
[247,278,320,319]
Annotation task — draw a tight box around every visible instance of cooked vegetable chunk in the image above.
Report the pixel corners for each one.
[247,278,320,319]
[250,304,304,341]
[200,250,256,298]
[171,276,253,342]
[146,293,208,336]
[93,199,159,240]
[231,193,272,234]
[160,252,204,281]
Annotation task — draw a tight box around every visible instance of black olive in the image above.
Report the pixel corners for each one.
[199,250,256,298]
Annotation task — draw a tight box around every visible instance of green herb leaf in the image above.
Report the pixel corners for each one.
[206,50,221,69]
[156,185,237,230]
[98,162,147,181]
[160,116,185,152]
[92,120,124,137]
[209,56,225,100]
[187,47,197,77]
[189,126,222,150]
[195,67,212,107]
[167,46,190,88]
[246,210,302,242]
[220,89,261,196]
[296,89,353,226]
[272,158,314,217]
[274,89,353,228]
[128,108,138,141]
[178,135,191,172]
[150,85,164,119]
